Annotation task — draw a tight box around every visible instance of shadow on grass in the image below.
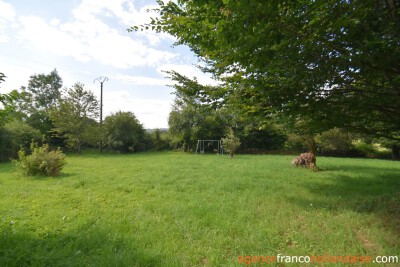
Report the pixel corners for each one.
[0,162,16,173]
[289,164,400,238]
[24,172,78,180]
[0,222,178,267]
[66,150,161,159]
[320,162,400,173]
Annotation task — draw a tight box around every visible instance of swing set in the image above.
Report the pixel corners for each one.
[195,140,224,155]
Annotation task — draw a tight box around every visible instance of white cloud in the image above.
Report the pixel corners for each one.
[115,74,169,86]
[0,35,10,43]
[18,16,91,62]
[103,90,172,128]
[0,1,16,43]
[13,0,177,69]
[0,0,194,128]
[157,63,220,86]
[72,0,175,46]
[0,1,15,21]
[73,0,157,27]
[87,31,176,68]
[50,18,61,26]
[0,58,51,92]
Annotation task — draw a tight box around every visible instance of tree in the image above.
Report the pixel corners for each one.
[104,111,146,153]
[16,69,63,143]
[165,70,290,152]
[222,128,241,158]
[150,129,170,151]
[166,70,232,151]
[133,0,400,143]
[50,83,99,153]
[376,137,400,160]
[18,69,62,114]
[315,128,354,156]
[238,123,287,151]
[0,73,18,126]
[168,101,198,151]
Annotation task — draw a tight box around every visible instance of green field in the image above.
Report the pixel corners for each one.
[0,152,399,266]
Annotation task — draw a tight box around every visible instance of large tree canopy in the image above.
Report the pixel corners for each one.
[132,0,400,140]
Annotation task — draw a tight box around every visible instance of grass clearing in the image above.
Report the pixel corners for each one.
[0,152,399,266]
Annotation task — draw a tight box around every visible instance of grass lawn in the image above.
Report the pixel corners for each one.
[0,152,399,266]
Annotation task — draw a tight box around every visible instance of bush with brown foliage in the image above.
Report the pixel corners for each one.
[291,152,317,170]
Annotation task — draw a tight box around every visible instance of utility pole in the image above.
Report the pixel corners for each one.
[94,76,109,152]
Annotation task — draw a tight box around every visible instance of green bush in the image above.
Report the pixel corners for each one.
[352,140,391,159]
[316,128,353,155]
[104,111,147,153]
[284,133,307,152]
[15,142,66,177]
[0,120,42,162]
[353,140,376,155]
[0,127,14,162]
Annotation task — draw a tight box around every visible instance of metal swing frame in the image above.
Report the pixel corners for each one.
[195,140,224,155]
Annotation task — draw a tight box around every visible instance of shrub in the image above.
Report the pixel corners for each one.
[222,128,241,158]
[15,142,66,177]
[0,120,42,162]
[352,140,392,158]
[238,124,287,151]
[284,133,308,152]
[316,128,354,155]
[104,111,146,153]
[150,129,171,151]
[0,127,14,162]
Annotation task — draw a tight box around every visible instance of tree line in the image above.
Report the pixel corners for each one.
[0,67,398,162]
[0,70,161,161]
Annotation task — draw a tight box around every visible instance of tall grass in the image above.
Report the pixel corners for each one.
[0,152,399,266]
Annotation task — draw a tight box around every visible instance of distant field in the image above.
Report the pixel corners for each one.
[0,152,399,266]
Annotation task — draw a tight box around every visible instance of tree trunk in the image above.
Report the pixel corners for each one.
[307,136,316,156]
[77,139,82,154]
[392,144,399,161]
[183,138,189,152]
[306,135,318,170]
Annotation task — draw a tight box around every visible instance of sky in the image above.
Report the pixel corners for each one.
[0,0,215,129]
